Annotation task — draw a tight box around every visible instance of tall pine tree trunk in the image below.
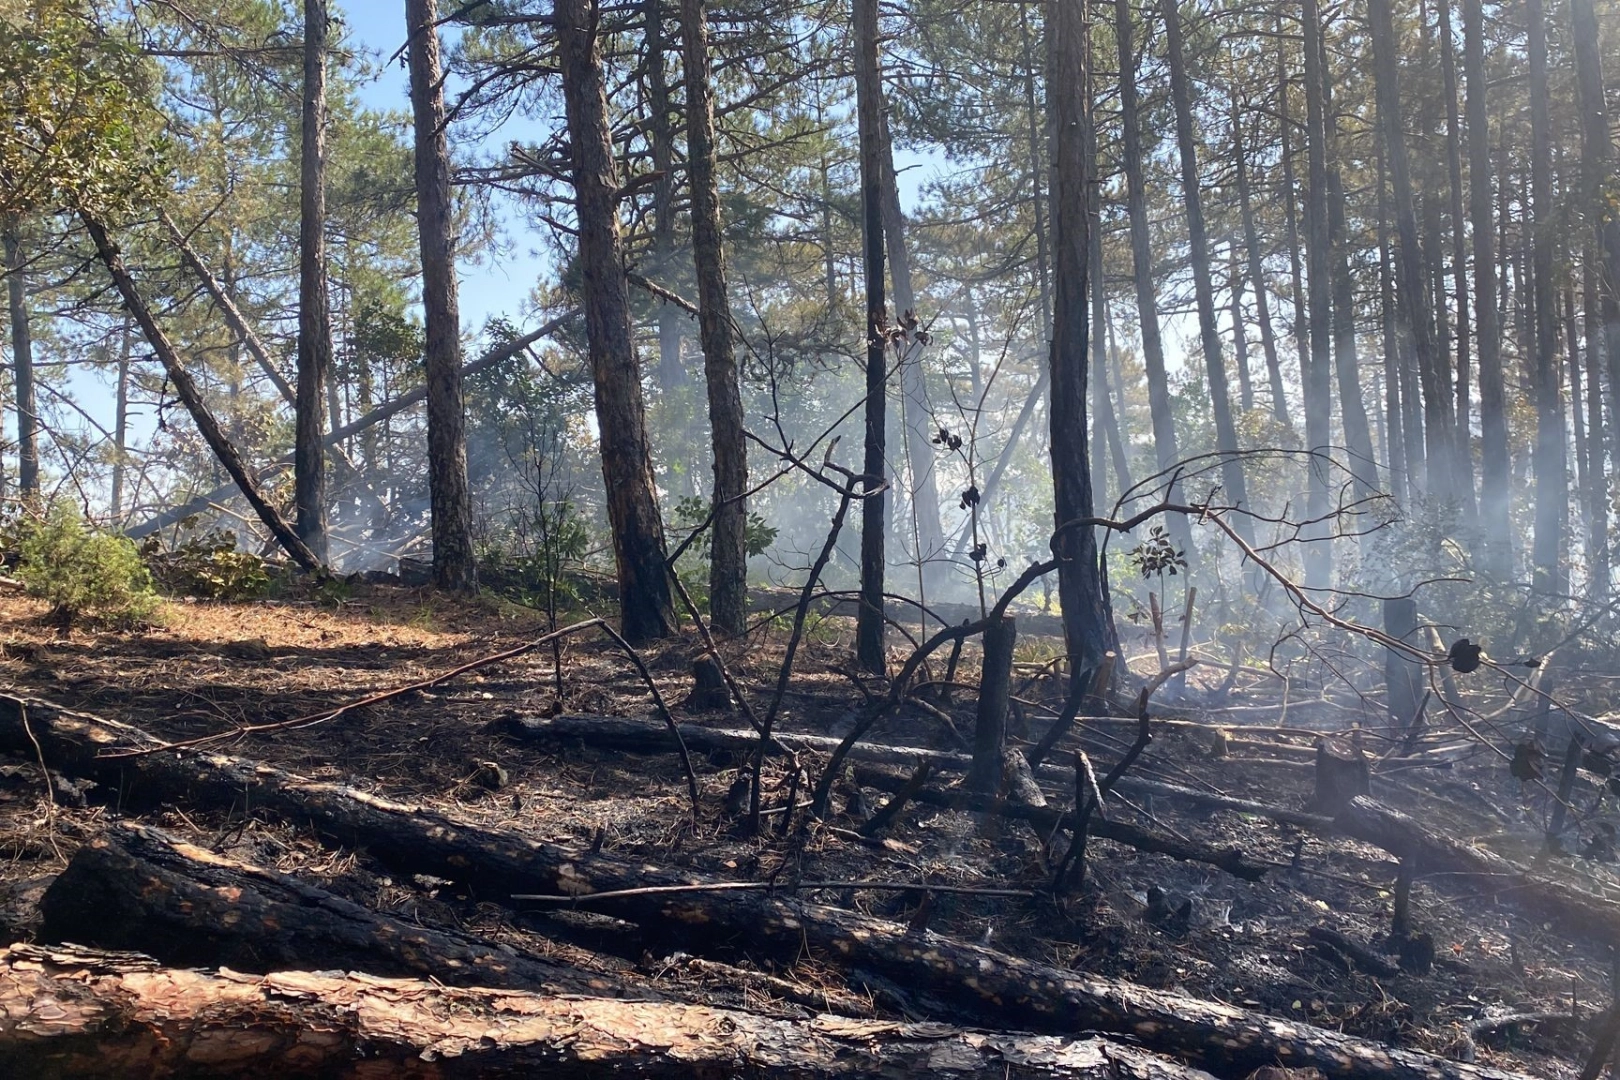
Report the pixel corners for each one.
[296,0,331,563]
[680,0,748,638]
[1049,0,1111,698]
[554,0,673,639]
[1,219,38,501]
[853,0,888,674]
[646,0,685,390]
[877,99,946,589]
[1233,99,1289,428]
[111,318,132,521]
[1323,51,1376,502]
[406,0,478,593]
[1116,0,1192,562]
[1370,0,1454,505]
[1573,0,1616,593]
[1160,0,1251,541]
[1301,0,1335,585]
[1527,0,1565,594]
[1438,0,1474,514]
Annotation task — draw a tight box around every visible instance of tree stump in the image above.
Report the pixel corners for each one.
[969,616,1016,794]
[1313,737,1370,814]
[1382,598,1423,734]
[683,655,731,710]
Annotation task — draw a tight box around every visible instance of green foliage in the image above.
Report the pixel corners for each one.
[0,0,161,218]
[1127,524,1188,579]
[140,527,269,601]
[673,495,779,560]
[15,504,157,627]
[480,497,591,615]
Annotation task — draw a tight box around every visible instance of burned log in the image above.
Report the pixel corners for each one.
[38,823,612,996]
[0,943,1222,1080]
[0,694,1539,1079]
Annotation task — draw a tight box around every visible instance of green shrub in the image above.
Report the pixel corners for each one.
[17,505,158,628]
[140,527,270,601]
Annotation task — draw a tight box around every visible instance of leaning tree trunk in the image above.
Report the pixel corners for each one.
[79,213,321,573]
[1160,0,1252,546]
[2,218,39,501]
[1527,0,1566,596]
[1049,0,1111,698]
[1115,0,1193,563]
[405,0,478,594]
[295,0,331,563]
[879,107,947,592]
[681,0,748,638]
[555,0,674,642]
[853,0,888,674]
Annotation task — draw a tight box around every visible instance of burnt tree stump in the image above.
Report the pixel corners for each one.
[1313,737,1370,814]
[683,655,732,711]
[969,616,1016,794]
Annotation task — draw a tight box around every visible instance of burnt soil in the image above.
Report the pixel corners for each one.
[0,581,1616,1078]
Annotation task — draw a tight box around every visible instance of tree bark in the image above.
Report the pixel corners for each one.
[1300,0,1335,585]
[110,317,132,521]
[645,0,685,391]
[80,213,321,573]
[0,944,1226,1080]
[1438,0,1475,514]
[1572,0,1615,594]
[1160,0,1251,543]
[1322,53,1377,502]
[1115,0,1192,562]
[853,0,888,674]
[1049,0,1111,698]
[41,824,594,994]
[406,0,478,594]
[1527,0,1566,595]
[1377,141,1410,502]
[2,218,39,500]
[296,0,331,563]
[556,0,673,641]
[680,0,748,638]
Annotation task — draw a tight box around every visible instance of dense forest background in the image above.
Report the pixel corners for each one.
[4,0,1620,672]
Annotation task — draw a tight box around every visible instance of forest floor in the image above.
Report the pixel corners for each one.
[0,580,1616,1078]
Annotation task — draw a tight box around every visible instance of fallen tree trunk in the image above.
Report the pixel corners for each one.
[39,823,610,996]
[1336,795,1620,946]
[0,693,1535,1079]
[500,712,1339,830]
[0,943,1220,1080]
[845,766,1268,881]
